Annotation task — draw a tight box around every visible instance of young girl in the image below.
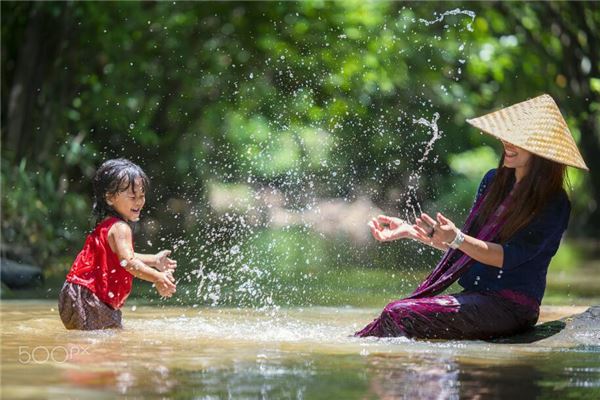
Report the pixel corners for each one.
[358,94,589,339]
[59,158,177,330]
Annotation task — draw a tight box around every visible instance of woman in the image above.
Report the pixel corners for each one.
[357,94,589,340]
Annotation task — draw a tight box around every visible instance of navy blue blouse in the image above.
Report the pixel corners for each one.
[458,169,571,304]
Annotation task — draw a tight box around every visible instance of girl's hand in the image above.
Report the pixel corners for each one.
[164,270,175,283]
[414,212,458,250]
[154,272,176,298]
[155,250,177,272]
[368,215,420,242]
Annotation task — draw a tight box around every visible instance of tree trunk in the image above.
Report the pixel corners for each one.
[5,5,47,161]
[5,4,69,164]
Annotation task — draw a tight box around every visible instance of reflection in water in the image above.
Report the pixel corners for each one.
[458,364,542,399]
[1,301,598,399]
[367,355,460,399]
[365,356,544,400]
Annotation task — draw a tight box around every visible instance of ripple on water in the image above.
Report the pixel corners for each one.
[2,302,599,399]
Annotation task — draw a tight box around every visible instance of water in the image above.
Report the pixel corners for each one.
[2,301,599,399]
[147,7,473,310]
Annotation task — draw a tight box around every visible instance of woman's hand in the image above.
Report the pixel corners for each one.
[368,215,419,242]
[414,212,458,250]
[155,250,177,272]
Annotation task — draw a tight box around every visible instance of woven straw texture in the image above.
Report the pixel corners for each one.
[466,94,588,171]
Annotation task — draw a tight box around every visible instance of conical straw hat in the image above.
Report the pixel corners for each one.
[466,94,589,171]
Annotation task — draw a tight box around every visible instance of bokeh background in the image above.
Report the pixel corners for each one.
[2,1,599,307]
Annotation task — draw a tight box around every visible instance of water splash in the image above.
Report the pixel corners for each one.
[162,7,475,310]
[399,112,443,221]
[419,8,476,32]
[414,112,442,164]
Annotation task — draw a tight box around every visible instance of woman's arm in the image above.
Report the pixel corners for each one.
[414,212,504,268]
[368,215,422,242]
[451,232,503,268]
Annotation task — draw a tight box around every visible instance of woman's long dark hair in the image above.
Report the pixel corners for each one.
[92,158,150,224]
[471,153,567,243]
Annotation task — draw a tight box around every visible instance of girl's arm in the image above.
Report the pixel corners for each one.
[134,250,177,272]
[108,222,176,297]
[134,252,159,267]
[414,212,504,268]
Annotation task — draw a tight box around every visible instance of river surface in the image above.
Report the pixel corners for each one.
[1,301,599,399]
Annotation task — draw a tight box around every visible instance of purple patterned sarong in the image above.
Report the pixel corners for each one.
[356,290,539,339]
[58,282,123,330]
[356,182,539,339]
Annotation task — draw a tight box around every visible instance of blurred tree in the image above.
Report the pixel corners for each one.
[1,1,598,271]
[464,1,600,234]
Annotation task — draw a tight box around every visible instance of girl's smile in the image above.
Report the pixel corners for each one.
[107,178,146,222]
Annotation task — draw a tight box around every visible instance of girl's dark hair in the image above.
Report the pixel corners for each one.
[471,153,567,242]
[92,158,150,223]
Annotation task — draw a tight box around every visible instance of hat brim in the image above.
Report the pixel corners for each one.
[466,119,589,171]
[465,94,589,171]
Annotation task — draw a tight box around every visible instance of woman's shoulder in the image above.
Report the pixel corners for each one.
[476,168,497,195]
[482,168,497,183]
[531,188,571,230]
[549,187,571,212]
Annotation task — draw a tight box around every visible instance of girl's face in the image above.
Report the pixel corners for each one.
[502,140,533,171]
[106,178,146,222]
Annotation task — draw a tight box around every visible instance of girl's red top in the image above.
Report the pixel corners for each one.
[66,217,133,309]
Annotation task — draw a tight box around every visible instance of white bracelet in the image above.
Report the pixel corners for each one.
[448,229,465,249]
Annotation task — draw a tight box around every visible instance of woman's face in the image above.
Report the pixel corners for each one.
[501,140,533,170]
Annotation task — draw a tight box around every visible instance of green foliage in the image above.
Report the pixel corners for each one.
[1,159,88,267]
[1,2,598,303]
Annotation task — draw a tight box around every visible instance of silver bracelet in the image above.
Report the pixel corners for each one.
[448,229,465,249]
